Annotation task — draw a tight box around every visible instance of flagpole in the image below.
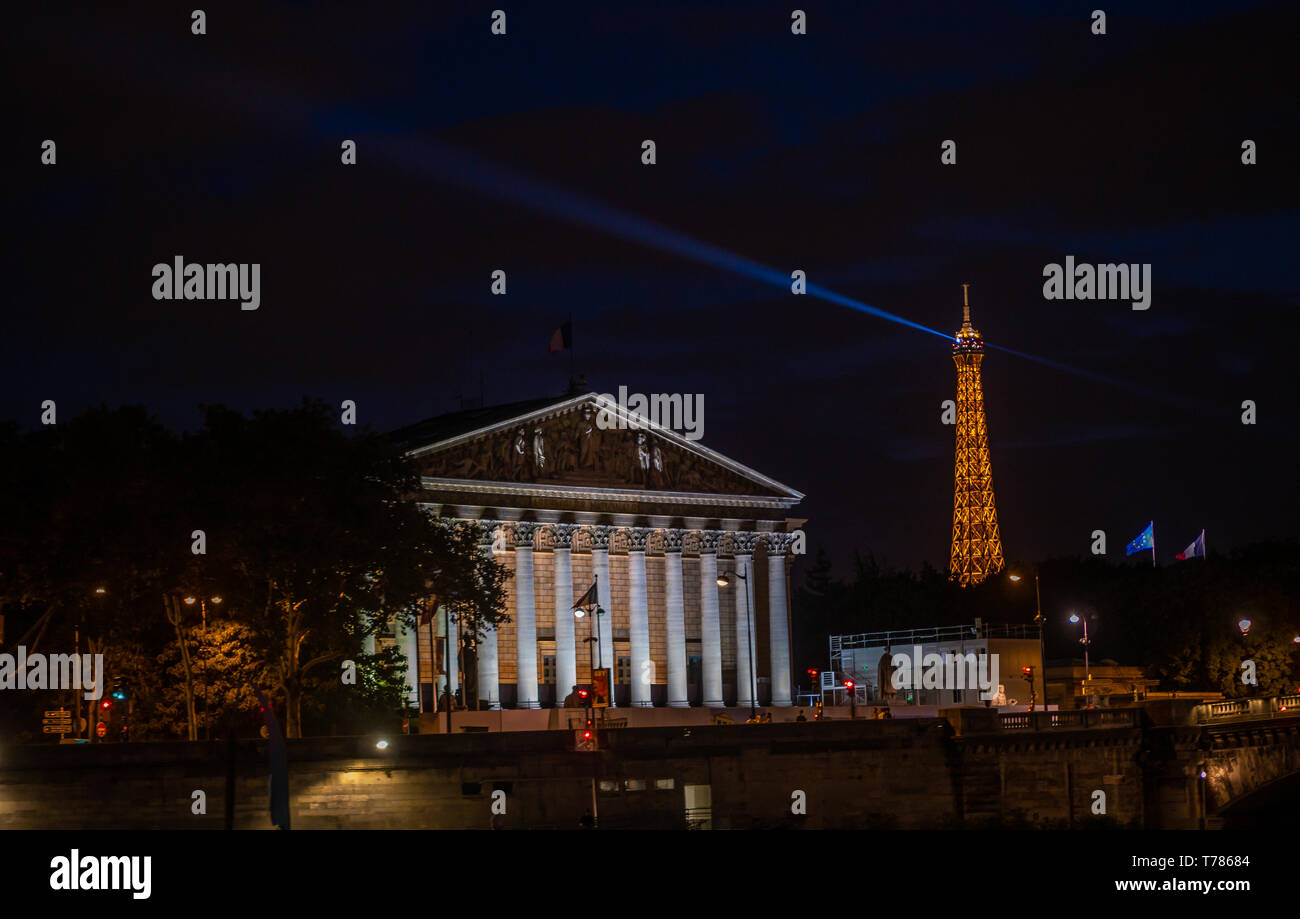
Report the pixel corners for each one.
[569,312,575,382]
[1151,521,1156,568]
[445,603,453,736]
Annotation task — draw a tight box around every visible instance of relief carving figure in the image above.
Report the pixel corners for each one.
[578,405,597,471]
[512,427,528,475]
[636,433,652,487]
[532,427,546,472]
[415,400,769,495]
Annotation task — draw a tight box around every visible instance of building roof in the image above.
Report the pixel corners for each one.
[388,391,581,453]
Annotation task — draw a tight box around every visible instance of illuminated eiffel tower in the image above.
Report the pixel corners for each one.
[949,284,1005,586]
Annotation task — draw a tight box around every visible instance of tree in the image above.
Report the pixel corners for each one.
[185,400,510,737]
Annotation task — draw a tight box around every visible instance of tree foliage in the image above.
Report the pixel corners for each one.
[0,400,509,742]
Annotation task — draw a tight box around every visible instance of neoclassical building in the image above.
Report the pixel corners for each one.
[389,389,805,710]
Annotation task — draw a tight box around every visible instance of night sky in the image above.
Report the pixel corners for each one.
[7,1,1298,575]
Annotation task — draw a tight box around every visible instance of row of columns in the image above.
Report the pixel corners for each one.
[450,522,793,710]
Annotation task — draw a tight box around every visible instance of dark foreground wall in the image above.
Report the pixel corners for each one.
[0,714,1154,829]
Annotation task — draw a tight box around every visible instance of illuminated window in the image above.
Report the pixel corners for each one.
[624,779,646,791]
[655,778,674,790]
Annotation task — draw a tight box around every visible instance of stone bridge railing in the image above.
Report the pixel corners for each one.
[1000,709,1141,731]
[1196,694,1300,724]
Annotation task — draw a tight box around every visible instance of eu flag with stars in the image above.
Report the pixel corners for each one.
[1125,521,1155,556]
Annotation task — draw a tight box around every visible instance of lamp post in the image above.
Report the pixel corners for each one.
[1009,570,1046,711]
[716,566,756,720]
[1069,613,1092,703]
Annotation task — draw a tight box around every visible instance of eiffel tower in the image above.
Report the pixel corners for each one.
[949,284,1005,586]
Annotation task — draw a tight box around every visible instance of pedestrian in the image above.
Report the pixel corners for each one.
[795,709,806,722]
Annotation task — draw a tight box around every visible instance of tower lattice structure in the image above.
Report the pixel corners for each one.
[949,285,1005,586]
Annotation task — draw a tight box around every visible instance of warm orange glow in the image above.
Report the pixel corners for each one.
[949,294,1005,587]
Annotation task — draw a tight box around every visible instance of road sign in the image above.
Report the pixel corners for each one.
[44,709,71,720]
[95,722,107,738]
[43,725,71,734]
[591,668,611,708]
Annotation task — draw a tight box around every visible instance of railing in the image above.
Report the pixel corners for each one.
[832,622,1040,650]
[1197,694,1300,723]
[1000,709,1140,731]
[567,716,628,729]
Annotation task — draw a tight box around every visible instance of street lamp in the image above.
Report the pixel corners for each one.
[1236,618,1252,636]
[1068,613,1093,701]
[716,566,757,719]
[1009,569,1046,711]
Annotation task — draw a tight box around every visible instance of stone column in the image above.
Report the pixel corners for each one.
[444,603,459,698]
[397,616,420,710]
[589,525,616,706]
[627,527,653,707]
[361,612,376,657]
[733,533,760,711]
[551,524,578,704]
[476,522,501,710]
[513,523,540,709]
[767,532,794,707]
[698,530,724,708]
[663,529,689,707]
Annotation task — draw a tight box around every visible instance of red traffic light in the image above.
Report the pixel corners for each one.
[843,679,854,690]
[582,730,592,740]
[99,700,112,709]
[577,688,590,699]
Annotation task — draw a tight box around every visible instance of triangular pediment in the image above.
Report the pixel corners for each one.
[404,393,801,501]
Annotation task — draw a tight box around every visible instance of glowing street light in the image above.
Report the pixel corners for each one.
[1237,618,1252,636]
[717,568,757,719]
[1068,612,1092,686]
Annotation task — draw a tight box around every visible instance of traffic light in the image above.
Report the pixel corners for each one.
[1021,665,1035,680]
[575,708,598,751]
[577,687,590,704]
[99,699,113,711]
[843,679,854,692]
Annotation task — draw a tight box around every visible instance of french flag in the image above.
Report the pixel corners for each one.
[1176,530,1206,560]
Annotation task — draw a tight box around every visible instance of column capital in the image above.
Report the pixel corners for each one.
[732,532,761,556]
[512,522,537,548]
[477,520,498,550]
[588,524,614,551]
[626,526,651,553]
[662,528,685,554]
[697,529,723,554]
[765,532,793,556]
[549,523,578,549]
